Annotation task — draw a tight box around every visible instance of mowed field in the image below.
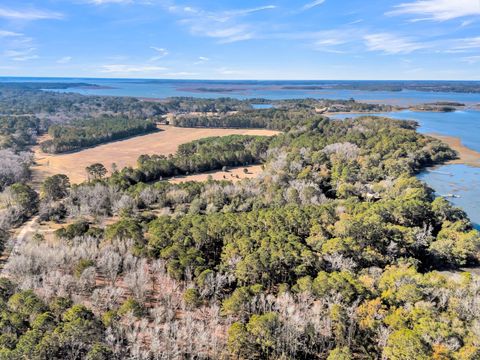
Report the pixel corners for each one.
[32,125,279,184]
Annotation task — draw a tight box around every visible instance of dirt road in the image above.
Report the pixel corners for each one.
[0,216,39,275]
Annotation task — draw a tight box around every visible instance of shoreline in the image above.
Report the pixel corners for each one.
[427,133,480,168]
[325,110,399,116]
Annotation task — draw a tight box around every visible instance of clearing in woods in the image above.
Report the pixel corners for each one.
[169,164,264,184]
[32,125,280,184]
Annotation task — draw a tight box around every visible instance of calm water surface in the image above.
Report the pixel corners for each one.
[4,77,480,105]
[251,104,273,109]
[418,165,480,229]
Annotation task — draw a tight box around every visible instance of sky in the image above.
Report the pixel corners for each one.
[1,0,480,80]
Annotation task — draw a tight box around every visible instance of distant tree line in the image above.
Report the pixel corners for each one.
[40,116,158,153]
[172,101,397,131]
[0,115,45,151]
[329,80,480,93]
[172,108,323,130]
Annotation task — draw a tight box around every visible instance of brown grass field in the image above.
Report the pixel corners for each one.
[32,125,279,185]
[169,165,264,184]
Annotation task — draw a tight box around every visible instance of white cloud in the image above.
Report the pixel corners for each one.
[164,71,198,76]
[88,0,132,4]
[12,55,39,62]
[348,19,364,25]
[277,28,361,53]
[461,19,475,27]
[302,0,326,11]
[167,3,276,43]
[149,47,169,61]
[4,48,35,57]
[0,7,64,20]
[217,67,246,76]
[0,30,22,37]
[151,47,168,56]
[4,47,39,61]
[57,56,72,64]
[226,5,277,17]
[311,29,354,52]
[201,25,254,43]
[1,31,39,62]
[364,33,426,54]
[455,36,480,49]
[387,0,480,21]
[462,55,480,64]
[195,56,210,64]
[100,64,168,73]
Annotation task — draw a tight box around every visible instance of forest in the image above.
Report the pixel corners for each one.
[172,100,396,130]
[0,84,479,359]
[172,108,321,130]
[40,117,158,154]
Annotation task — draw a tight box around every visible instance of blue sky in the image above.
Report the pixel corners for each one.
[1,0,480,79]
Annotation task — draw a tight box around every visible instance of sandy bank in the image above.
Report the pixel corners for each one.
[428,133,480,168]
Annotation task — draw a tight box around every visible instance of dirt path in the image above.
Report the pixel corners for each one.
[0,216,39,275]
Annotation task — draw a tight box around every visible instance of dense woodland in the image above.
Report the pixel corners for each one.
[273,98,397,112]
[172,100,397,130]
[41,117,158,154]
[0,84,479,359]
[172,108,321,130]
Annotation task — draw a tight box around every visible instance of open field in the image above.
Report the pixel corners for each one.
[32,125,279,184]
[169,164,264,184]
[428,133,480,168]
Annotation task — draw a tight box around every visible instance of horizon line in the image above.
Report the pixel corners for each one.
[1,76,480,82]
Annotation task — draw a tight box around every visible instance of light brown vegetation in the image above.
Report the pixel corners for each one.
[32,125,279,184]
[169,165,263,184]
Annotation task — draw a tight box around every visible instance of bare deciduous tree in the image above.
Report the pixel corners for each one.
[98,247,122,285]
[124,259,151,302]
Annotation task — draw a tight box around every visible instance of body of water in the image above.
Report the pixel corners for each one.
[418,165,480,228]
[251,104,273,109]
[3,77,480,105]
